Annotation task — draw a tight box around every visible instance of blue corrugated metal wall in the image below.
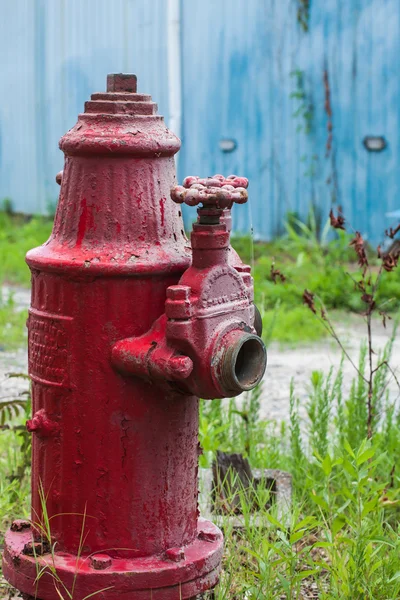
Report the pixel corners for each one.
[181,0,400,241]
[0,0,398,242]
[0,0,170,214]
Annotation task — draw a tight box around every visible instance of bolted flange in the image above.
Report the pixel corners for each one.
[89,554,112,570]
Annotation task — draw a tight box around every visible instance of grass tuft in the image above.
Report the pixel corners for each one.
[0,213,52,286]
[0,292,27,349]
[198,333,400,598]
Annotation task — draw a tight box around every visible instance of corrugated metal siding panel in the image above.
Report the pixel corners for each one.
[180,0,283,237]
[180,0,315,238]
[0,1,37,213]
[0,0,169,214]
[181,0,400,241]
[300,0,400,242]
[0,0,399,243]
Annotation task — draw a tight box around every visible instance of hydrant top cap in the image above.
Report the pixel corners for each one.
[59,72,181,157]
[107,73,137,93]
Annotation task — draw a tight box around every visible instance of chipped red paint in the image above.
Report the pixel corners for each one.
[113,174,266,400]
[3,74,265,600]
[160,197,166,227]
[76,198,89,246]
[3,520,222,599]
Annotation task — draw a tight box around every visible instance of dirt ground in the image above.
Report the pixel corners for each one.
[263,317,400,422]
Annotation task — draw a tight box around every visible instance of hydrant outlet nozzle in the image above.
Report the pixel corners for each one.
[164,173,267,399]
[217,330,267,395]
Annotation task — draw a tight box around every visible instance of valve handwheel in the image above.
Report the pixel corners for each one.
[171,174,248,210]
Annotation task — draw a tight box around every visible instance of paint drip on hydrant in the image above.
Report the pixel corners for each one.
[2,74,267,600]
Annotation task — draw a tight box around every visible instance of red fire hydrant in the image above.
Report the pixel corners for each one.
[3,74,266,600]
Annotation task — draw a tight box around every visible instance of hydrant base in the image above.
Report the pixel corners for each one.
[3,519,223,600]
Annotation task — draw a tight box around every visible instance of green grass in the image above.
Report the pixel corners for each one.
[232,224,400,344]
[262,304,327,345]
[0,212,52,286]
[1,339,398,598]
[0,423,31,549]
[198,335,400,599]
[0,213,52,350]
[0,293,28,349]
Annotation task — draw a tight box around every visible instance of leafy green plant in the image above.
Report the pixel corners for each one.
[231,211,400,345]
[0,373,31,483]
[198,332,400,599]
[285,204,329,252]
[302,210,400,437]
[0,337,398,598]
[1,198,13,215]
[231,210,400,346]
[1,208,400,598]
[290,70,313,134]
[296,0,311,32]
[306,369,334,458]
[311,441,400,600]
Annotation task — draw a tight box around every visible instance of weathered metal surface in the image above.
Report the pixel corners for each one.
[0,0,170,216]
[2,75,213,600]
[171,175,249,209]
[3,75,265,599]
[113,175,266,399]
[2,1,400,244]
[3,519,222,599]
[180,0,400,242]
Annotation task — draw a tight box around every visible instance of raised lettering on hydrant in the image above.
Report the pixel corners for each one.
[3,74,266,600]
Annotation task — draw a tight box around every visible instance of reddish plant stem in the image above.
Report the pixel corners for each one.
[314,302,367,383]
[366,312,373,439]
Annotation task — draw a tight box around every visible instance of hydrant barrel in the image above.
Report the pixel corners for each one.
[2,75,224,600]
[28,74,197,557]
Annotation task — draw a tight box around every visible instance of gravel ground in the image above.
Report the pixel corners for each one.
[262,317,400,422]
[0,287,30,403]
[0,583,21,600]
[0,347,28,399]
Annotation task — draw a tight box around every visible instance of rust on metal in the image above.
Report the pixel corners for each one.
[89,554,112,570]
[10,520,31,533]
[113,173,267,399]
[26,409,60,437]
[22,540,50,557]
[106,73,137,93]
[165,547,186,563]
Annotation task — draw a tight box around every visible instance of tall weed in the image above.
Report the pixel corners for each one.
[199,334,400,598]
